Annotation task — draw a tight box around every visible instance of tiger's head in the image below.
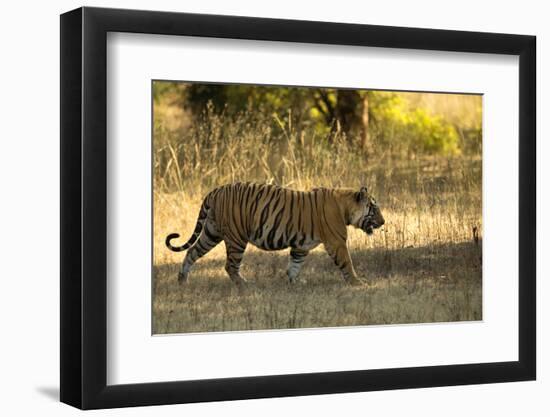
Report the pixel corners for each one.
[349,186,385,235]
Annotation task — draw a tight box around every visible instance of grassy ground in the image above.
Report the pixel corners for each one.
[152,158,482,334]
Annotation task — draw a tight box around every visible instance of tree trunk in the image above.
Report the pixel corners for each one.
[334,90,369,152]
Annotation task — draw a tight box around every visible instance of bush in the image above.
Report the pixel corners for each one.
[370,93,460,157]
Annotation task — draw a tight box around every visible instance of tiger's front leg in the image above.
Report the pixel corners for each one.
[324,242,362,286]
[287,248,309,283]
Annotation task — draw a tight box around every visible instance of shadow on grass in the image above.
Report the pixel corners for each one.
[154,240,482,286]
[152,240,482,334]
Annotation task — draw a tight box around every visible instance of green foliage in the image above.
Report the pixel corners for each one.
[409,109,460,154]
[152,81,185,103]
[186,84,308,118]
[369,92,460,157]
[153,82,480,162]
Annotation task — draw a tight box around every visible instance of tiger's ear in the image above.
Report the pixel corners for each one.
[356,186,368,202]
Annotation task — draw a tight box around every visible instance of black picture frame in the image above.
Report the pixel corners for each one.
[60,6,536,410]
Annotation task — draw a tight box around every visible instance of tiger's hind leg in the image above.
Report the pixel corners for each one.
[224,241,248,286]
[179,221,222,284]
[287,248,309,284]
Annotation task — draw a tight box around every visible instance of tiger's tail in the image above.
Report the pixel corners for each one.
[165,192,213,252]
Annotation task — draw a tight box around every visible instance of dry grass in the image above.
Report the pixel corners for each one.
[152,88,482,334]
[152,157,482,334]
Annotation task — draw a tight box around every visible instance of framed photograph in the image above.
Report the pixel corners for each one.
[60,6,536,409]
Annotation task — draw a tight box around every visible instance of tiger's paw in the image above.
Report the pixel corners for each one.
[177,271,188,284]
[347,277,364,287]
[230,275,248,287]
[288,276,307,285]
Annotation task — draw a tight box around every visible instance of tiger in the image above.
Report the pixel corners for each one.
[165,182,385,286]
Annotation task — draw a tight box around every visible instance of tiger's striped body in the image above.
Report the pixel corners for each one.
[166,182,384,285]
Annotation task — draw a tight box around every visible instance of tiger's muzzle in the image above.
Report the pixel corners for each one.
[360,214,385,235]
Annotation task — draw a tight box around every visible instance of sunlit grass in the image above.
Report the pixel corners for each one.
[153,157,482,334]
[152,97,482,334]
